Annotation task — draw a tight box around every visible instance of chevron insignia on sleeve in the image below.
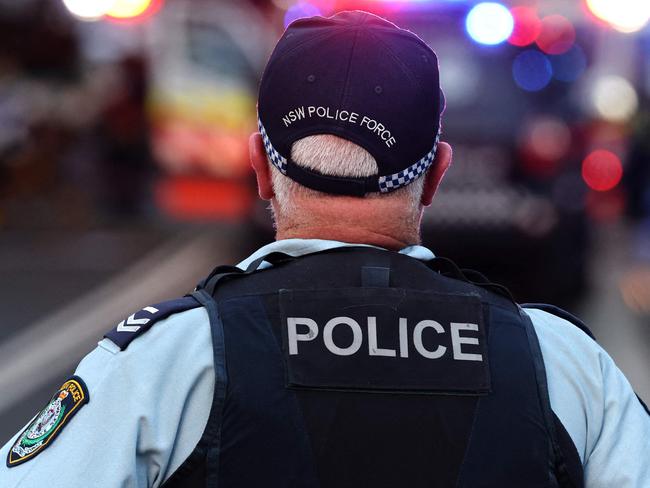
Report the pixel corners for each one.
[104,297,202,350]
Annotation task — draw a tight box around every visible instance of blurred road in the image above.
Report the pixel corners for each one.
[0,224,254,441]
[0,230,167,343]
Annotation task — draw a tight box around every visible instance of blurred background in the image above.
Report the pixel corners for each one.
[1,0,649,440]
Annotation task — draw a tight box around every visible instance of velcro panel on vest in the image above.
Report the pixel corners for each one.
[104,297,202,350]
[280,288,490,394]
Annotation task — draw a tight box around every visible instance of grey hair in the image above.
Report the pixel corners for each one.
[270,134,425,214]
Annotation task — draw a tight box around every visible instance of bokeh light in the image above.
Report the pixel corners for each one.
[582,150,623,192]
[512,50,553,92]
[284,2,322,28]
[62,0,159,21]
[466,2,514,46]
[586,0,650,33]
[536,15,575,55]
[61,0,114,20]
[592,75,639,122]
[508,6,542,47]
[550,45,587,83]
[106,0,156,19]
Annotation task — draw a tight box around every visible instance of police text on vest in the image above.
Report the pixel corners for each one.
[287,316,483,361]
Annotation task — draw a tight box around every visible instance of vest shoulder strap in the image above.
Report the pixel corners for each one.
[198,252,303,296]
[104,297,202,350]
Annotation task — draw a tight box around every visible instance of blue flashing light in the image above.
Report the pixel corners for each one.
[550,45,587,83]
[466,2,514,46]
[513,50,553,92]
[284,2,322,28]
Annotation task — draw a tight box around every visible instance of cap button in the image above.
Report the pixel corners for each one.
[374,85,383,95]
[307,74,316,83]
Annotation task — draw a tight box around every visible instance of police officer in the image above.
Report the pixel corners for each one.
[2,10,649,488]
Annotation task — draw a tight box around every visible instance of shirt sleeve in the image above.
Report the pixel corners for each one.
[0,306,215,488]
[526,308,650,488]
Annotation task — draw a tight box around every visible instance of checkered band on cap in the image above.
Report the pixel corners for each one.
[258,118,287,174]
[258,118,440,193]
[378,131,440,193]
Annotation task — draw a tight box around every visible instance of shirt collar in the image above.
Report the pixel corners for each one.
[237,238,435,270]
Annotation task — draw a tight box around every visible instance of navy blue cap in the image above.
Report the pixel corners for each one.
[257,10,445,196]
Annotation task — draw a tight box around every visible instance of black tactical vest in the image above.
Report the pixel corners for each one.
[161,247,585,488]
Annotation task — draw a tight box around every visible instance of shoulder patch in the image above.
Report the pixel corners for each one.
[7,376,89,467]
[104,296,202,350]
[522,303,596,341]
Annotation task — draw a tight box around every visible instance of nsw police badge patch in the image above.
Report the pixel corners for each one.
[7,376,89,467]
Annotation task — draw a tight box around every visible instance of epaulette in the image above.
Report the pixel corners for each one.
[521,303,596,341]
[104,296,202,350]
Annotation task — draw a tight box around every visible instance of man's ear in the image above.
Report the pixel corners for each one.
[421,141,452,207]
[250,132,275,201]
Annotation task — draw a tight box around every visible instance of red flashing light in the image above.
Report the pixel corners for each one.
[536,15,575,55]
[508,7,542,47]
[582,150,623,192]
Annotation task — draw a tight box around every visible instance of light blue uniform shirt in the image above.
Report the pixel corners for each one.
[1,239,649,487]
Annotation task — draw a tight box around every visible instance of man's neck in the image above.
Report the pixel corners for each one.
[276,228,411,250]
[271,195,423,250]
[276,222,420,251]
